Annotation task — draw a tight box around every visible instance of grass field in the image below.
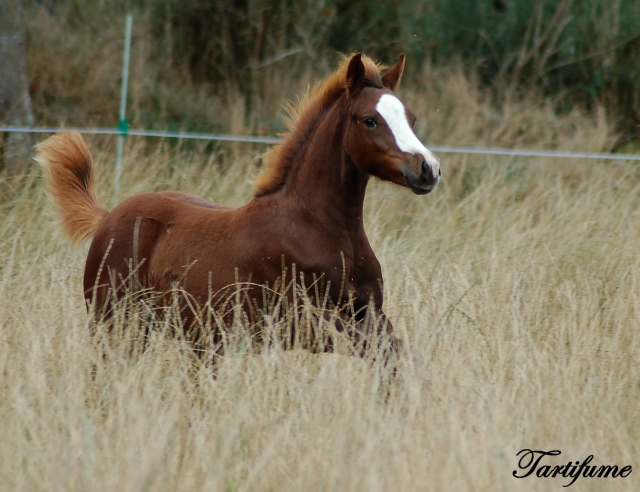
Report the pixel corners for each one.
[1,78,639,490]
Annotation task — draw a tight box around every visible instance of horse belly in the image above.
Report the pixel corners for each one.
[145,222,243,305]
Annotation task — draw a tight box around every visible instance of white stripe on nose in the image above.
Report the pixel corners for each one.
[375,94,440,175]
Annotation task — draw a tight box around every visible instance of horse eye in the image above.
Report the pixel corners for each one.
[363,118,377,129]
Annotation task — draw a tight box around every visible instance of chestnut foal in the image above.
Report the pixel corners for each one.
[37,53,440,360]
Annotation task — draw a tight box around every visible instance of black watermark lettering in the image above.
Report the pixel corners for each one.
[619,466,632,478]
[513,449,632,487]
[513,449,561,479]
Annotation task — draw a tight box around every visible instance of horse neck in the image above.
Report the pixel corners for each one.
[284,103,369,232]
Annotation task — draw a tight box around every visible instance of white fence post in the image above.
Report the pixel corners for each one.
[114,14,133,200]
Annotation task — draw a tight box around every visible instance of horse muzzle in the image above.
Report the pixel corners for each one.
[404,154,441,195]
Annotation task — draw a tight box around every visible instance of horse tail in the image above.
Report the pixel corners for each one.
[35,131,108,243]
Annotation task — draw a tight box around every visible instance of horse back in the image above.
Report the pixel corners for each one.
[157,191,229,210]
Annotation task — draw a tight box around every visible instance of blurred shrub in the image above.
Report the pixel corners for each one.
[24,0,640,144]
[157,0,640,142]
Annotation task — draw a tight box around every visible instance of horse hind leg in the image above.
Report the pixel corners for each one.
[84,216,162,332]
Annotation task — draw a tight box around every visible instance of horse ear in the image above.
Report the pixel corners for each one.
[346,53,366,97]
[382,53,405,91]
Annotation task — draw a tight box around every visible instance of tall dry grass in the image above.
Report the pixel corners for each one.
[1,62,640,492]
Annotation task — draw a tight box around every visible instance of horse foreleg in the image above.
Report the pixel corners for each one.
[321,309,402,367]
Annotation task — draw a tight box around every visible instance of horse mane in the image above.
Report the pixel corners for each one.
[253,54,384,198]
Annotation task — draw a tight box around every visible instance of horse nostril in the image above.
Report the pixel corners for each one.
[421,159,438,179]
[438,167,442,177]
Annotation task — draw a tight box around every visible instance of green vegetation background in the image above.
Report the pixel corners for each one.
[24,0,640,150]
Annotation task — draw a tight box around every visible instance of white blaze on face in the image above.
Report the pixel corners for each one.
[375,94,440,176]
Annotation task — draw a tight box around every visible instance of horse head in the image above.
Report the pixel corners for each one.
[343,53,441,195]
